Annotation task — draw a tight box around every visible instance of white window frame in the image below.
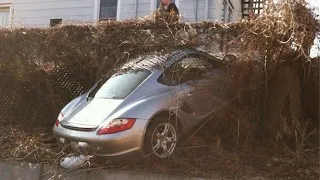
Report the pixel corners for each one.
[221,0,227,22]
[228,7,233,22]
[0,3,12,27]
[94,0,121,23]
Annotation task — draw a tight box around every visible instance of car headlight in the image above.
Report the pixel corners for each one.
[97,118,136,135]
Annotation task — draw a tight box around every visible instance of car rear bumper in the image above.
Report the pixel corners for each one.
[53,119,148,160]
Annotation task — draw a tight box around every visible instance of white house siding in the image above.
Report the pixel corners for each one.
[12,0,95,28]
[136,0,151,17]
[208,0,223,21]
[0,0,12,4]
[119,0,136,20]
[172,0,241,22]
[117,0,242,23]
[179,0,205,22]
[118,0,151,21]
[231,0,242,21]
[208,0,242,22]
[0,0,11,4]
[3,0,242,28]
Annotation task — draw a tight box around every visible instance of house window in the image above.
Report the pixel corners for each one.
[50,19,62,27]
[0,7,10,27]
[99,0,117,20]
[156,0,175,9]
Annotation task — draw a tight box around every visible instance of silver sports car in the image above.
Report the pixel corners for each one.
[53,49,227,160]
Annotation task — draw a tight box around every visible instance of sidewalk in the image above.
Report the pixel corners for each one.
[0,161,218,180]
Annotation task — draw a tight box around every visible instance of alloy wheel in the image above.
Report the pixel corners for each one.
[151,122,177,158]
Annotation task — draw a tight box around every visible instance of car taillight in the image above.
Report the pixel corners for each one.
[97,118,136,135]
[55,113,64,127]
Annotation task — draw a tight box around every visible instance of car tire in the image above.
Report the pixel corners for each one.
[143,114,179,159]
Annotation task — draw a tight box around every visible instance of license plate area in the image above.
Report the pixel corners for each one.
[70,141,89,153]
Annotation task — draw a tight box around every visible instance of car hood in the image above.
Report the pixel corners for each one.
[61,98,123,128]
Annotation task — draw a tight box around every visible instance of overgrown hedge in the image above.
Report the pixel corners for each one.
[0,21,234,125]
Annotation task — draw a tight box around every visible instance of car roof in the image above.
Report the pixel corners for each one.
[119,48,220,72]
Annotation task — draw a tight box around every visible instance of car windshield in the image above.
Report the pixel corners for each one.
[90,70,151,99]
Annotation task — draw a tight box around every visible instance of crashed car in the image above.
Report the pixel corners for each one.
[53,49,228,160]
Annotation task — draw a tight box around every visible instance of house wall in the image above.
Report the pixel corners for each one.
[118,0,242,22]
[118,0,136,20]
[179,0,242,22]
[4,0,242,28]
[0,0,12,4]
[12,0,96,28]
[118,0,151,20]
[179,0,205,22]
[230,0,242,21]
[208,0,224,21]
[136,0,151,18]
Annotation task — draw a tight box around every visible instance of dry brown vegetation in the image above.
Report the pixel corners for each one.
[0,0,319,179]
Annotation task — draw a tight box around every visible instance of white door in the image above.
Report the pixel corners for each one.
[0,7,10,27]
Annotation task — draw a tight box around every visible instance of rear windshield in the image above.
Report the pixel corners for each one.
[92,71,151,99]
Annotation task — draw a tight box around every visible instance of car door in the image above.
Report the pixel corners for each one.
[156,59,201,131]
[177,55,226,119]
[157,54,226,130]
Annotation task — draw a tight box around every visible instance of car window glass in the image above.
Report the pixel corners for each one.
[158,56,214,86]
[92,70,151,99]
